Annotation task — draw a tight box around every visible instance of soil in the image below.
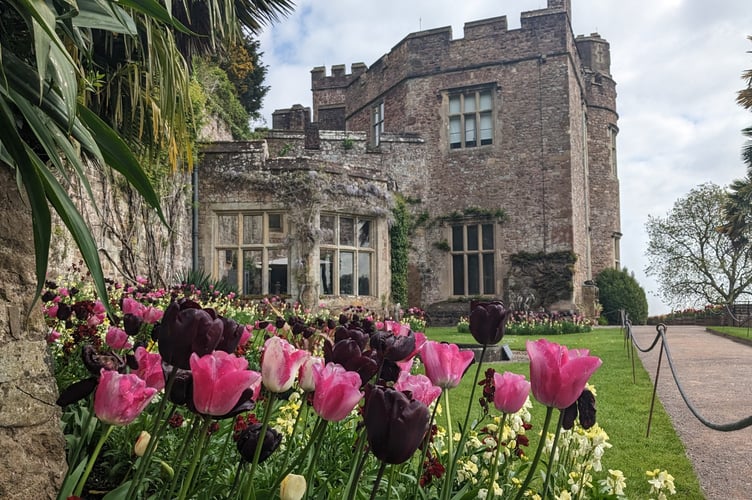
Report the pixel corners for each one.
[630,325,752,500]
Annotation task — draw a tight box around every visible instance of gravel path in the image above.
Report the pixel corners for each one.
[631,325,752,500]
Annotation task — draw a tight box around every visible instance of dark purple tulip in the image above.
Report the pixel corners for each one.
[158,301,224,369]
[334,326,369,350]
[56,303,72,321]
[371,331,416,362]
[562,389,597,430]
[469,301,511,345]
[364,387,430,464]
[123,313,143,336]
[215,317,245,354]
[236,423,282,463]
[82,344,125,375]
[56,377,98,407]
[41,290,57,303]
[162,363,194,407]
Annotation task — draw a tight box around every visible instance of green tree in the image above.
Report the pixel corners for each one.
[596,267,648,325]
[646,183,752,308]
[0,0,293,305]
[722,35,752,243]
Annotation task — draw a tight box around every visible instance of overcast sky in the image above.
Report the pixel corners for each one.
[256,0,752,316]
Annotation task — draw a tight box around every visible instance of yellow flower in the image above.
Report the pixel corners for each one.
[280,473,306,500]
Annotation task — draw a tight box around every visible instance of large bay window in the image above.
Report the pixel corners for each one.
[215,212,288,295]
[451,223,495,295]
[320,215,374,296]
[449,88,494,149]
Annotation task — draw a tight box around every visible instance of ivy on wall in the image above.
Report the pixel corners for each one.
[508,251,577,309]
[390,195,409,305]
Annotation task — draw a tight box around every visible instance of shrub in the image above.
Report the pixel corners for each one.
[596,267,649,325]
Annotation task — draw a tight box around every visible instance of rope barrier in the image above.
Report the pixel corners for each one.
[623,317,752,434]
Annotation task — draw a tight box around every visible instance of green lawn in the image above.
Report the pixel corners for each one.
[706,325,752,344]
[425,327,703,499]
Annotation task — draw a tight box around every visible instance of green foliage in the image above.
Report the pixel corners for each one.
[432,206,508,226]
[646,183,752,307]
[212,33,270,119]
[508,251,576,308]
[596,267,649,325]
[192,58,252,139]
[342,137,354,150]
[174,268,238,295]
[390,195,409,305]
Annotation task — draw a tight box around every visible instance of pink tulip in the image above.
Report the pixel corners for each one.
[526,339,602,409]
[190,351,260,417]
[45,304,59,319]
[492,371,531,414]
[312,363,363,422]
[105,326,132,350]
[299,355,324,392]
[420,341,475,389]
[94,369,157,426]
[122,297,145,317]
[142,306,164,324]
[384,320,411,336]
[261,337,308,393]
[395,371,441,406]
[46,330,61,343]
[134,347,165,390]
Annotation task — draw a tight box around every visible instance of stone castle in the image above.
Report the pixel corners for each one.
[197,0,620,321]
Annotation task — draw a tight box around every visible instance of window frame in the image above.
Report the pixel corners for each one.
[450,222,496,296]
[448,86,495,150]
[213,211,289,296]
[320,214,375,297]
[372,101,385,146]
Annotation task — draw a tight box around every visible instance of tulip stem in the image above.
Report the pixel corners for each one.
[244,391,277,500]
[272,414,327,491]
[513,406,554,500]
[440,389,454,500]
[177,417,212,500]
[487,413,508,496]
[73,423,113,497]
[344,427,370,500]
[413,398,440,497]
[369,461,388,500]
[165,412,201,499]
[541,410,565,500]
[444,344,486,500]
[304,419,329,499]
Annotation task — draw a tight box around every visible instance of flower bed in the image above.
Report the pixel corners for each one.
[43,276,674,499]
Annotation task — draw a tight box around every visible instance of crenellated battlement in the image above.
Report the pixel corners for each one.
[311,63,368,89]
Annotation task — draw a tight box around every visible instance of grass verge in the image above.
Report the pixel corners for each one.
[425,327,704,499]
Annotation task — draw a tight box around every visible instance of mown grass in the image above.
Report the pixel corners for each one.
[706,325,752,344]
[425,327,704,499]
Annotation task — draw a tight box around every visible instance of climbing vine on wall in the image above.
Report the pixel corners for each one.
[508,251,577,309]
[390,195,409,305]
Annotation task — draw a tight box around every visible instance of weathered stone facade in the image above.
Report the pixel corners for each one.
[200,0,619,319]
[0,166,66,498]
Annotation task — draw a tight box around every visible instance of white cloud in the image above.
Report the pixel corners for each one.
[256,0,752,315]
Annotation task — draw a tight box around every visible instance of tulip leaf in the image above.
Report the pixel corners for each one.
[57,457,88,500]
[101,480,133,500]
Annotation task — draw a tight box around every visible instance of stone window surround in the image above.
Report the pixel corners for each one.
[212,209,289,296]
[371,101,385,147]
[449,221,496,296]
[320,213,375,297]
[446,83,497,150]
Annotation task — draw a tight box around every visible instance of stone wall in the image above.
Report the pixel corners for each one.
[0,166,66,499]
